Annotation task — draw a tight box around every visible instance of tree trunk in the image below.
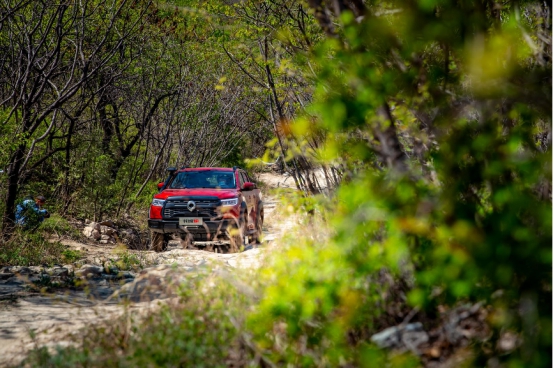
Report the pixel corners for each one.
[2,145,25,234]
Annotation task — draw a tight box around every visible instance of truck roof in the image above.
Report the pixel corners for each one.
[179,167,234,172]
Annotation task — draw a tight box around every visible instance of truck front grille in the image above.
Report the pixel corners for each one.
[163,197,220,219]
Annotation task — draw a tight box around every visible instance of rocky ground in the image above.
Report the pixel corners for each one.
[0,172,298,367]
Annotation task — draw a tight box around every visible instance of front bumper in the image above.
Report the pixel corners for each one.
[148,218,237,237]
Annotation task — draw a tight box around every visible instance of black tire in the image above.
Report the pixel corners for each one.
[227,214,246,253]
[150,231,169,252]
[180,233,194,249]
[249,205,264,244]
[255,206,264,243]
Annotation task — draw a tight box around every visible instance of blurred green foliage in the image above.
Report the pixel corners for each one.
[245,0,552,366]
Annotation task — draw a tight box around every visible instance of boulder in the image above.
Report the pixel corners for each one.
[63,264,75,274]
[47,267,69,278]
[90,222,101,231]
[82,227,94,237]
[99,220,115,228]
[12,266,32,275]
[0,273,14,280]
[100,225,116,236]
[76,264,104,278]
[83,222,102,239]
[91,229,101,240]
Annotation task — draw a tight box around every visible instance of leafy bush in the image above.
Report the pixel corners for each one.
[0,230,67,266]
[39,214,82,239]
[61,249,84,264]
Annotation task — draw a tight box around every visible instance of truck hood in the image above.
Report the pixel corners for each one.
[154,188,238,200]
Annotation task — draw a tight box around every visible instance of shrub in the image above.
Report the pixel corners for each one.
[0,230,67,266]
[38,214,82,239]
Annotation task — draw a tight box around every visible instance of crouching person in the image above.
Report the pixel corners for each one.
[15,195,50,229]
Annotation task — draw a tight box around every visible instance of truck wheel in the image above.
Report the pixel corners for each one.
[180,233,194,249]
[228,215,246,253]
[255,206,264,243]
[150,231,169,252]
[249,206,264,244]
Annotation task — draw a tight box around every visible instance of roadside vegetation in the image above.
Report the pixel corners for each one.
[0,0,550,366]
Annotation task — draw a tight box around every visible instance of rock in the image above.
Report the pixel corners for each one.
[99,240,108,244]
[99,220,115,228]
[29,275,47,284]
[100,226,116,236]
[100,234,111,241]
[63,265,74,274]
[12,267,32,275]
[0,267,10,273]
[82,227,93,237]
[29,266,44,273]
[119,271,135,279]
[112,264,186,302]
[47,267,69,278]
[103,262,118,274]
[91,229,101,240]
[83,222,101,238]
[76,264,104,278]
[0,273,14,280]
[370,322,429,354]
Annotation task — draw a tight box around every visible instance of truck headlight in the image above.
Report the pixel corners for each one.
[221,198,238,207]
[152,199,166,207]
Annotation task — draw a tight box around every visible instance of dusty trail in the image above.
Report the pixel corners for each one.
[0,172,296,367]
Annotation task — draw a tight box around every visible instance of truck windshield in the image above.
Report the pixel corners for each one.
[169,171,236,189]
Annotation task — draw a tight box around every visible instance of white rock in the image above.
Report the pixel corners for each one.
[82,227,93,237]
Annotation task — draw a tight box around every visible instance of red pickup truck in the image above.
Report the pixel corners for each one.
[148,167,263,252]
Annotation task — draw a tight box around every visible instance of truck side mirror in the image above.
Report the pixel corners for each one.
[242,182,255,191]
[157,182,165,189]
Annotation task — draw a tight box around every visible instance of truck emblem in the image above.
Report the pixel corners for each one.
[187,201,196,212]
